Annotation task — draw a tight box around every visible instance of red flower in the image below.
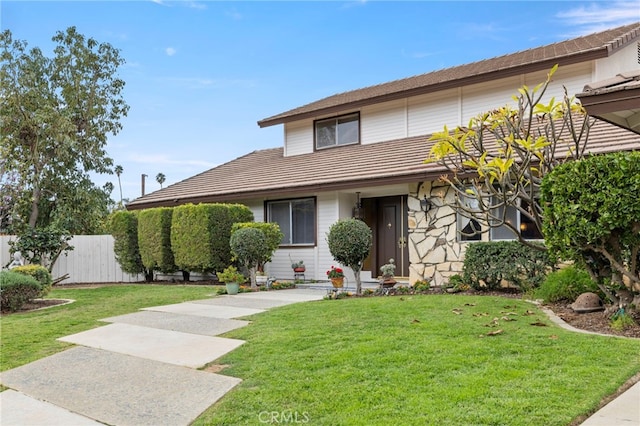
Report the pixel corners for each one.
[326,266,345,279]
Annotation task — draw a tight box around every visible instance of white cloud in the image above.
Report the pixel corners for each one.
[165,47,177,56]
[556,1,640,35]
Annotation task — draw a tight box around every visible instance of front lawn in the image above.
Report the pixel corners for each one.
[2,287,639,425]
[195,295,640,426]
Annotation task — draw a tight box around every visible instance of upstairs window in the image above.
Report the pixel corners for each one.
[266,198,316,246]
[315,113,360,149]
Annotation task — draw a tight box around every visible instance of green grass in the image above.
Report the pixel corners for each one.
[194,295,640,426]
[2,287,639,425]
[0,284,217,371]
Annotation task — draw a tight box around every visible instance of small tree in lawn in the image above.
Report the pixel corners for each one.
[327,218,373,295]
[229,227,269,290]
[541,151,640,311]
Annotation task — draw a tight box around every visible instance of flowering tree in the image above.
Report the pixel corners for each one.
[425,65,594,249]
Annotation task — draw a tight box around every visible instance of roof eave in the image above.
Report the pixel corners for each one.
[126,169,446,210]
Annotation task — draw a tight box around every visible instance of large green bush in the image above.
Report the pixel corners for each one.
[171,203,253,273]
[462,241,554,291]
[108,210,146,276]
[327,218,373,295]
[542,151,640,304]
[0,270,42,312]
[138,207,177,273]
[535,266,599,303]
[11,264,52,296]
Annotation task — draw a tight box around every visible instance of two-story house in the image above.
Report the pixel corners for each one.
[127,22,640,286]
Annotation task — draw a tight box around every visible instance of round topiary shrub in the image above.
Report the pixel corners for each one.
[326,218,372,295]
[230,227,269,289]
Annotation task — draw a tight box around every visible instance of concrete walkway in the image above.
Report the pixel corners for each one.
[1,286,638,425]
[0,288,325,426]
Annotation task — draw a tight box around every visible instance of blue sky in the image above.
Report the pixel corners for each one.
[2,1,639,203]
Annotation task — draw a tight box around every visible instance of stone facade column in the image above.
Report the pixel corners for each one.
[407,181,466,287]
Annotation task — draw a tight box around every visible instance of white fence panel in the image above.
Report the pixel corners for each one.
[1,235,143,284]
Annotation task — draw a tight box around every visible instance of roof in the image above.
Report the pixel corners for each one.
[126,119,640,210]
[258,22,640,128]
[577,69,640,134]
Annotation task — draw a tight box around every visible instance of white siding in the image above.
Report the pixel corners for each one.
[595,42,640,80]
[1,235,143,284]
[461,76,522,124]
[407,88,459,135]
[361,99,406,144]
[284,121,313,156]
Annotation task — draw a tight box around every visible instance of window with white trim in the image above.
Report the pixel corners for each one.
[266,198,316,246]
[315,113,359,149]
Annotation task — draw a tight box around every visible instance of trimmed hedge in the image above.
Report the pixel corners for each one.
[171,203,253,273]
[108,210,145,275]
[11,264,52,296]
[462,241,554,291]
[138,207,177,273]
[0,270,42,312]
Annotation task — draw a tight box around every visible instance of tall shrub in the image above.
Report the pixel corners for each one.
[171,203,253,273]
[108,210,147,278]
[327,218,373,295]
[138,207,177,274]
[542,151,640,305]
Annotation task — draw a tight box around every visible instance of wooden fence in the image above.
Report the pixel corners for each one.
[1,235,143,284]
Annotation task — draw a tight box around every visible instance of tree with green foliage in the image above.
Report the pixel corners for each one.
[156,173,166,189]
[231,222,283,271]
[425,65,593,249]
[230,227,269,290]
[541,151,640,307]
[327,218,373,295]
[1,26,128,267]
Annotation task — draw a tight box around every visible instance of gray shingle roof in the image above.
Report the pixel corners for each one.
[258,22,640,128]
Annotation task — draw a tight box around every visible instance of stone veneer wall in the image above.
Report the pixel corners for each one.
[407,181,471,287]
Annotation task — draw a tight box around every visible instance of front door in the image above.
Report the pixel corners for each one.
[365,196,409,277]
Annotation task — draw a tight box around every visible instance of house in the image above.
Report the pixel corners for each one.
[127,22,640,286]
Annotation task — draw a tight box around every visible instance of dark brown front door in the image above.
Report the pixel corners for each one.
[363,196,409,277]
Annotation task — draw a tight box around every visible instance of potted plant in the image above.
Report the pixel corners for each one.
[217,266,246,295]
[256,270,269,286]
[326,266,345,288]
[380,258,397,288]
[291,260,305,273]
